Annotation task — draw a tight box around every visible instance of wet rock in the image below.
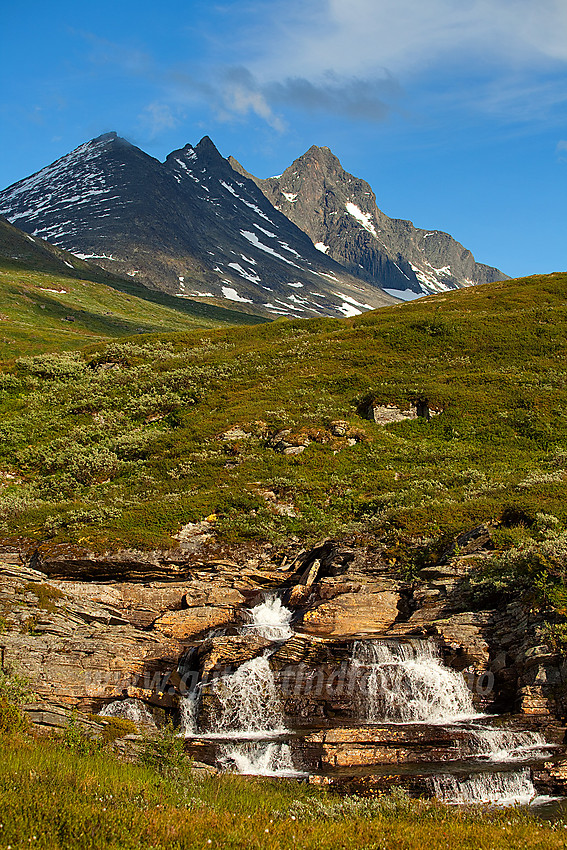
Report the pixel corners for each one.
[431,612,492,669]
[194,635,272,677]
[300,725,471,769]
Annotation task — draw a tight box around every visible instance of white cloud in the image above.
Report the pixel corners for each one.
[218,68,286,131]
[250,0,567,81]
[557,140,567,161]
[211,0,567,128]
[139,102,180,137]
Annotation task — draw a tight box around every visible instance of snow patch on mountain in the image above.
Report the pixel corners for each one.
[345,202,377,238]
[221,286,253,303]
[228,262,261,284]
[240,230,300,267]
[383,288,423,301]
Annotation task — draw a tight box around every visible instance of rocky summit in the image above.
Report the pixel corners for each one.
[0,133,396,319]
[230,145,507,298]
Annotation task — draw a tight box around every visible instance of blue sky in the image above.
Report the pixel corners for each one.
[1,0,566,277]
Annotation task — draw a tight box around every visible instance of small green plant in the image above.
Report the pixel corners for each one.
[138,721,189,778]
[0,668,32,705]
[23,581,65,612]
[0,698,29,733]
[20,615,39,635]
[60,712,101,755]
[0,668,32,734]
[89,714,138,743]
[542,622,567,653]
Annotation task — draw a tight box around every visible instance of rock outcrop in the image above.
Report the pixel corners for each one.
[2,524,566,743]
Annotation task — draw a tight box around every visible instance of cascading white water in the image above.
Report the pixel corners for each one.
[179,596,299,774]
[99,697,157,728]
[430,769,537,806]
[352,640,477,723]
[208,654,287,735]
[180,687,201,736]
[469,729,552,763]
[352,638,556,806]
[219,742,301,777]
[246,595,293,641]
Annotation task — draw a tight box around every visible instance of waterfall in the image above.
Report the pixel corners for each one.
[180,687,201,736]
[469,728,552,763]
[207,654,287,736]
[245,595,293,641]
[179,593,301,775]
[352,639,477,723]
[218,741,299,777]
[430,769,537,806]
[99,697,156,728]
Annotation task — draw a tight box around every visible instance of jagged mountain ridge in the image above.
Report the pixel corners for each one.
[229,145,507,297]
[0,134,397,319]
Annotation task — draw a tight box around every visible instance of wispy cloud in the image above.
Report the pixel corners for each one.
[139,102,181,137]
[557,140,567,161]
[80,2,567,134]
[249,0,567,80]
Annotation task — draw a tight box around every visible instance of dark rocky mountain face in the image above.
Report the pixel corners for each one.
[229,145,508,297]
[0,134,397,319]
[0,213,134,284]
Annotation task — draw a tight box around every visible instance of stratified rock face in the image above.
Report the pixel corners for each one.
[0,563,182,712]
[150,580,248,642]
[230,145,508,297]
[0,133,396,319]
[300,589,401,638]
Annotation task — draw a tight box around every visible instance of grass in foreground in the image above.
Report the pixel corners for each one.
[1,731,565,850]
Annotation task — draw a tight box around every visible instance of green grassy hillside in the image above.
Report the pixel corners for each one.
[0,272,566,550]
[1,732,562,850]
[0,261,266,358]
[0,217,266,357]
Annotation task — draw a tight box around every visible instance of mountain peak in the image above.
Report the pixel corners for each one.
[0,132,396,319]
[93,131,118,143]
[194,135,223,160]
[250,145,507,297]
[91,131,134,150]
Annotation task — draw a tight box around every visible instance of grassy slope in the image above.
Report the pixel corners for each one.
[1,732,564,850]
[0,271,566,549]
[0,260,265,359]
[0,217,266,357]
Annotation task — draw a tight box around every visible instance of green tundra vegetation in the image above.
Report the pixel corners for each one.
[1,728,566,850]
[0,257,265,358]
[0,271,566,554]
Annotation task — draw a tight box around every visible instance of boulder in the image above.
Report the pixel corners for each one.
[299,589,400,638]
[153,606,236,640]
